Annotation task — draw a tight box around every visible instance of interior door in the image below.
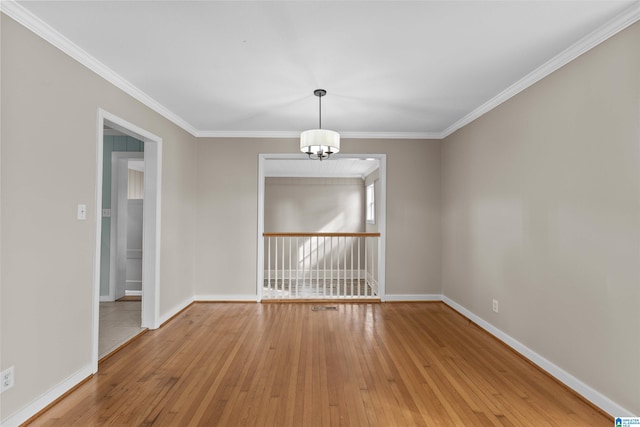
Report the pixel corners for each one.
[110,153,144,300]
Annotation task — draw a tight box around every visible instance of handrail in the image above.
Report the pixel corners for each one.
[264,232,380,237]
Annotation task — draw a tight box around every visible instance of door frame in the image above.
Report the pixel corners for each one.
[92,109,163,372]
[256,153,387,301]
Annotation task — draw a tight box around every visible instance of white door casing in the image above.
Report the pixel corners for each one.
[93,109,162,373]
[256,153,387,302]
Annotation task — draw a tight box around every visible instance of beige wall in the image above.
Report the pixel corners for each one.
[1,14,197,420]
[195,138,442,298]
[6,3,637,421]
[265,177,365,233]
[442,22,640,414]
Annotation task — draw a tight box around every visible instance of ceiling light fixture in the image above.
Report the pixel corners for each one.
[300,89,340,161]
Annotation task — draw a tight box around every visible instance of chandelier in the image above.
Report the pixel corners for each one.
[300,89,340,161]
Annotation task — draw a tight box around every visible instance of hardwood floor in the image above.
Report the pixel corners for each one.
[29,302,610,426]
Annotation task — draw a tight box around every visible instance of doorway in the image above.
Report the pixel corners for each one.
[92,109,163,372]
[257,153,387,301]
[98,150,144,358]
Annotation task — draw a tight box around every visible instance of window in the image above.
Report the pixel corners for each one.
[366,182,375,224]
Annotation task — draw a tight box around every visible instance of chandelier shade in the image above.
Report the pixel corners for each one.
[300,89,340,161]
[300,129,340,157]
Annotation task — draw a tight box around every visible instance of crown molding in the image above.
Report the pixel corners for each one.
[195,130,443,139]
[1,0,200,137]
[195,130,300,139]
[3,0,638,141]
[340,131,443,140]
[440,2,640,139]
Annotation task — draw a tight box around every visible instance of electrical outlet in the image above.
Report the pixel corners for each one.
[1,366,14,393]
[492,299,499,313]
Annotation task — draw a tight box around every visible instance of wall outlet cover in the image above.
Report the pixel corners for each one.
[1,366,14,393]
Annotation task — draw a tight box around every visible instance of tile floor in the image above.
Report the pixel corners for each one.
[99,300,145,359]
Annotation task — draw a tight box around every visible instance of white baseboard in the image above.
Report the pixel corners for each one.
[385,294,443,302]
[99,295,114,302]
[157,296,194,327]
[0,364,94,427]
[442,296,633,418]
[194,294,259,303]
[124,290,142,296]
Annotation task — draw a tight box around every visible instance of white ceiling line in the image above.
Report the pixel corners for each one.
[2,0,638,141]
[0,0,200,137]
[440,2,640,139]
[195,131,443,140]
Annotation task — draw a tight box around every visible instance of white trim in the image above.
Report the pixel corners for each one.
[195,295,260,302]
[257,153,387,303]
[442,296,634,418]
[157,296,195,327]
[0,0,437,141]
[376,155,387,302]
[92,113,106,373]
[0,0,198,137]
[143,140,162,329]
[0,364,93,427]
[441,2,640,138]
[340,131,442,140]
[125,290,142,296]
[2,1,637,141]
[385,294,443,302]
[195,130,442,140]
[93,109,163,376]
[257,155,265,303]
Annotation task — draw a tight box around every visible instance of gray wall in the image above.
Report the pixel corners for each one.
[1,13,197,420]
[442,22,640,414]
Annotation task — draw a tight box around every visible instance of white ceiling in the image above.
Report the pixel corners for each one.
[6,1,640,139]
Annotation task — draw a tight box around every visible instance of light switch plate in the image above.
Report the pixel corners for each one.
[77,204,87,220]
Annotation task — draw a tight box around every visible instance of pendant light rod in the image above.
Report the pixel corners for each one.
[314,89,326,129]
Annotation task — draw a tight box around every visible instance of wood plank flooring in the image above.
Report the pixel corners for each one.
[28,302,611,426]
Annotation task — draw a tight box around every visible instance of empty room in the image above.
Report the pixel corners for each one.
[1,1,639,425]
